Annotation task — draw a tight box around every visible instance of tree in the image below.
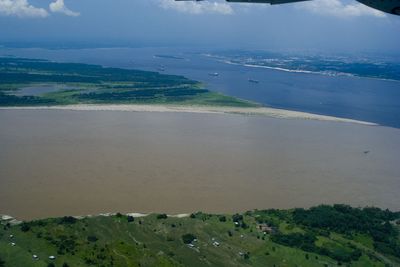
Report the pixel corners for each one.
[59,216,77,225]
[0,257,5,267]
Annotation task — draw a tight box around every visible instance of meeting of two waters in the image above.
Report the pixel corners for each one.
[0,47,399,220]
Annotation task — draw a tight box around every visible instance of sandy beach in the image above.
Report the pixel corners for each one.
[0,104,377,126]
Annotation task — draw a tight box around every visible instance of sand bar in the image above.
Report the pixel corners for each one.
[0,104,377,126]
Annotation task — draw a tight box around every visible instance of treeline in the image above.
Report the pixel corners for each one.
[0,57,195,86]
[76,88,208,103]
[292,205,400,258]
[0,72,100,84]
[0,92,57,106]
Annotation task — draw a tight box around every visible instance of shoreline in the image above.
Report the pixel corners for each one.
[210,57,400,83]
[0,104,377,126]
[0,213,190,224]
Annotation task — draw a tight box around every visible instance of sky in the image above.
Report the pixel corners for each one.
[0,0,399,54]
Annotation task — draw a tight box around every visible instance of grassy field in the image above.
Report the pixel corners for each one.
[1,205,399,267]
[0,57,258,108]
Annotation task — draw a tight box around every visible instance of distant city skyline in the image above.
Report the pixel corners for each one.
[0,0,399,53]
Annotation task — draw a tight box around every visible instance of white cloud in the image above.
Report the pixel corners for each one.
[158,0,234,15]
[0,0,48,18]
[49,0,79,17]
[299,0,386,18]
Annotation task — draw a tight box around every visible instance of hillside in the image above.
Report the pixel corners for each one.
[1,205,399,267]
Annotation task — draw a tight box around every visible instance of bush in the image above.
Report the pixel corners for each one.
[20,223,31,232]
[127,216,135,223]
[182,233,197,244]
[241,222,249,229]
[157,214,168,219]
[87,235,98,243]
[219,216,227,222]
[232,214,243,222]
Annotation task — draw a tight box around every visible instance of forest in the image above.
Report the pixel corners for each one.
[0,57,257,107]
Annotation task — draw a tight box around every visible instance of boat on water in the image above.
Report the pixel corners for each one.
[248,79,260,84]
[209,72,219,77]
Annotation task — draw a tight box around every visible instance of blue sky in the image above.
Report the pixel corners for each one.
[0,0,399,53]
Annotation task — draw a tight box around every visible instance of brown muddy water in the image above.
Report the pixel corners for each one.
[0,110,399,220]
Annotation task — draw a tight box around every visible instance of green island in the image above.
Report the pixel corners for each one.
[0,57,257,107]
[1,205,399,267]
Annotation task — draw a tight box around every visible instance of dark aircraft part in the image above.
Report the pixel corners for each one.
[357,0,400,15]
[226,0,308,4]
[175,0,400,16]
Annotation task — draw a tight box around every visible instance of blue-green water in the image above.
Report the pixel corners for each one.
[1,47,399,128]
